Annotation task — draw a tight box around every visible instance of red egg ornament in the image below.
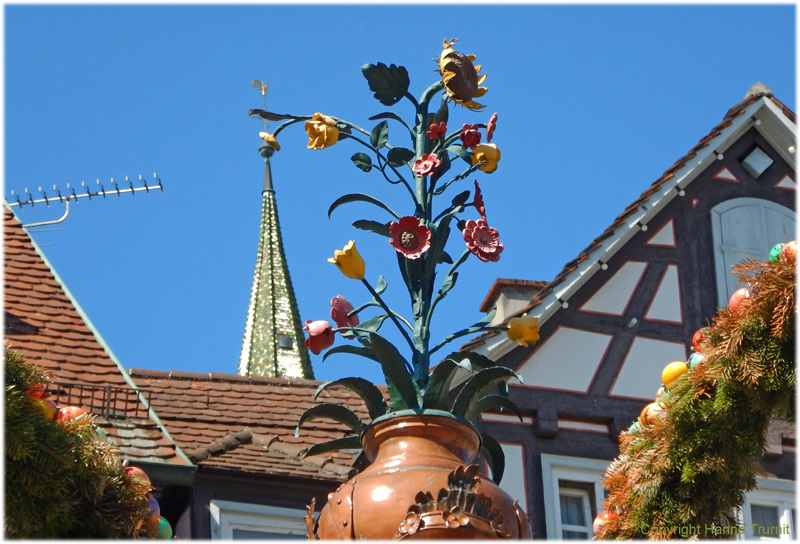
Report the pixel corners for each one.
[56,405,86,425]
[782,240,796,260]
[692,328,709,352]
[593,510,616,535]
[125,465,151,484]
[728,287,751,312]
[27,383,45,399]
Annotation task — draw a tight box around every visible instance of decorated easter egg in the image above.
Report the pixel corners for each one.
[156,516,173,540]
[655,385,670,404]
[662,361,688,386]
[148,497,161,517]
[688,352,707,369]
[125,465,151,484]
[728,287,751,312]
[640,402,665,426]
[56,405,86,425]
[692,328,709,352]
[782,241,796,260]
[628,420,643,434]
[42,399,59,420]
[144,514,160,538]
[26,383,45,399]
[593,510,616,535]
[769,243,785,262]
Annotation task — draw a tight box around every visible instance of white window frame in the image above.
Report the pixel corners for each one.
[559,487,593,539]
[209,499,310,539]
[737,477,795,541]
[710,198,795,307]
[541,454,609,539]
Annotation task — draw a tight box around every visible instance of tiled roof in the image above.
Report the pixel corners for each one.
[462,89,795,351]
[3,207,190,466]
[128,369,370,481]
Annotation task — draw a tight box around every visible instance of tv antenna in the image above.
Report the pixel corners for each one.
[6,173,164,228]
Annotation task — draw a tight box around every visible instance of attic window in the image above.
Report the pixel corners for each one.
[741,146,773,179]
[277,334,293,349]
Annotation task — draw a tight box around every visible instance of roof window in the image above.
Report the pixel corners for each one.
[741,146,773,179]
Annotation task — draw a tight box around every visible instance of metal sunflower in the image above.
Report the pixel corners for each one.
[438,38,488,111]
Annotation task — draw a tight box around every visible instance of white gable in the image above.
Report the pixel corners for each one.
[610,336,687,399]
[645,219,676,247]
[579,261,647,316]
[644,265,683,324]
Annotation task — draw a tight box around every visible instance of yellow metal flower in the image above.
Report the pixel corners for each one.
[258,131,281,151]
[506,314,540,347]
[439,38,488,111]
[328,240,365,280]
[471,143,501,173]
[305,112,340,150]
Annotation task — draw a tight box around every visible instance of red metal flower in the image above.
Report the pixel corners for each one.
[459,124,481,150]
[389,216,432,259]
[472,180,486,220]
[463,218,504,262]
[303,319,335,355]
[426,121,447,140]
[412,153,441,177]
[330,295,359,329]
[486,112,498,142]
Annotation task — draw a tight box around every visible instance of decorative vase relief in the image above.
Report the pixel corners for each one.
[305,415,531,539]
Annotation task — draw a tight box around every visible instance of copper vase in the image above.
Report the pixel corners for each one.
[307,413,531,539]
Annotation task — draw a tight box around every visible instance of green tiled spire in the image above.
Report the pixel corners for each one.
[238,157,314,379]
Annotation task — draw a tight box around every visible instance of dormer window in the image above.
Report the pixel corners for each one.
[277,334,293,350]
[741,146,774,179]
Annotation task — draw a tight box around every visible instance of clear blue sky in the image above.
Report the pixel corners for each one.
[5,4,796,386]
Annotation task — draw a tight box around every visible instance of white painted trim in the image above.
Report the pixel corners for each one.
[209,499,310,539]
[558,419,610,434]
[737,477,796,540]
[482,412,534,425]
[540,454,610,539]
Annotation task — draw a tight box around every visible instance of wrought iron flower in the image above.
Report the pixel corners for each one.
[330,295,359,329]
[389,216,432,260]
[506,314,540,347]
[303,320,335,355]
[426,121,447,140]
[305,112,339,150]
[328,241,365,280]
[412,152,441,177]
[439,38,488,111]
[398,512,422,536]
[472,180,486,219]
[470,143,501,173]
[462,218,503,262]
[443,507,470,529]
[258,131,281,151]
[459,124,481,150]
[486,113,498,142]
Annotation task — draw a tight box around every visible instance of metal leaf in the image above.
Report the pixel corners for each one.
[296,404,365,437]
[422,357,475,411]
[328,193,400,220]
[369,332,419,411]
[374,275,388,296]
[436,250,453,265]
[370,121,389,149]
[247,109,304,121]
[361,62,410,106]
[452,190,470,207]
[447,145,472,164]
[321,344,379,364]
[304,436,362,458]
[465,394,523,422]
[314,378,388,420]
[480,432,506,484]
[352,219,390,237]
[349,314,390,336]
[351,153,373,172]
[451,367,521,417]
[386,147,415,168]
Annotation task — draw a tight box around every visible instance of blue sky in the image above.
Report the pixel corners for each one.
[5,4,796,386]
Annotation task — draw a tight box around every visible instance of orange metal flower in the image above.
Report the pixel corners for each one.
[305,112,339,150]
[426,121,447,140]
[506,315,540,347]
[258,131,281,151]
[412,152,441,177]
[389,216,432,259]
[439,38,488,111]
[470,143,500,173]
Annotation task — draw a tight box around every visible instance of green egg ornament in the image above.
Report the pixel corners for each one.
[655,385,670,403]
[156,516,173,540]
[769,243,785,262]
[628,421,643,434]
[688,352,707,369]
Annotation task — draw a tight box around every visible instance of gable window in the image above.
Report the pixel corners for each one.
[209,500,308,540]
[541,454,609,539]
[710,198,795,307]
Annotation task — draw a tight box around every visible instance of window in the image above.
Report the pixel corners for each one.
[710,198,795,307]
[541,454,609,539]
[737,477,795,541]
[209,500,309,540]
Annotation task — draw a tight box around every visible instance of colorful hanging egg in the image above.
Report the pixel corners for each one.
[782,241,796,260]
[728,287,751,312]
[125,465,151,484]
[593,510,616,535]
[144,514,160,538]
[42,399,59,420]
[56,405,86,425]
[662,361,688,386]
[769,242,785,262]
[640,402,665,426]
[26,383,45,399]
[688,352,707,369]
[628,420,643,434]
[655,385,670,403]
[148,496,161,517]
[691,328,709,352]
[156,516,173,540]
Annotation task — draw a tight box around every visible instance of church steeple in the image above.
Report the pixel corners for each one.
[239,81,314,379]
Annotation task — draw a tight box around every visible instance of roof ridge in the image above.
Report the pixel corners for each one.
[128,366,324,387]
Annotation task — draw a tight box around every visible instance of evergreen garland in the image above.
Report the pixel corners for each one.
[598,250,795,539]
[4,349,153,538]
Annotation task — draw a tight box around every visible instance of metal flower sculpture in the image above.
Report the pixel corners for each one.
[250,39,539,484]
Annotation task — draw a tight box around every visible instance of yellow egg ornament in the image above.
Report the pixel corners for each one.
[662,361,688,386]
[640,402,665,426]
